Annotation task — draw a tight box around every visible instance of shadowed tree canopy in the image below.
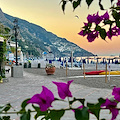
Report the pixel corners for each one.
[60,0,115,12]
[60,0,120,42]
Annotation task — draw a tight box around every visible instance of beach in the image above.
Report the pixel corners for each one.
[1,66,120,119]
[24,67,120,89]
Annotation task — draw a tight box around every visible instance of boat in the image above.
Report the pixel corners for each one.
[99,71,120,75]
[85,70,105,75]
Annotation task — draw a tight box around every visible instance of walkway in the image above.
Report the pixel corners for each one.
[0,66,119,120]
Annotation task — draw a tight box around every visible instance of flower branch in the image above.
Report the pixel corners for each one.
[1,80,120,120]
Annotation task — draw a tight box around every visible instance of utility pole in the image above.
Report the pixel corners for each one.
[13,19,19,66]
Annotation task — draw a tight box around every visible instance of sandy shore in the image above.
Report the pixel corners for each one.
[24,68,120,89]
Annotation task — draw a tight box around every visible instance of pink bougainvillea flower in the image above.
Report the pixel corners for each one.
[27,86,54,111]
[107,30,116,40]
[87,12,103,24]
[118,28,120,35]
[87,14,94,23]
[112,26,120,35]
[87,31,98,42]
[102,11,109,20]
[112,87,120,102]
[107,26,120,39]
[84,22,88,26]
[117,0,120,6]
[101,98,118,120]
[78,30,87,37]
[52,80,73,99]
[93,12,103,24]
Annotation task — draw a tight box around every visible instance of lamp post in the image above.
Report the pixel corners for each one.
[11,19,23,78]
[13,19,19,66]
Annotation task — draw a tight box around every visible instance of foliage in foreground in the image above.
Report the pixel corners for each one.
[0,80,120,120]
[61,0,120,42]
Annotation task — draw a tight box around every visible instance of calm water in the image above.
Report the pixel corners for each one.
[76,55,120,64]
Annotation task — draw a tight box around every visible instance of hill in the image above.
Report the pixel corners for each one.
[0,8,94,57]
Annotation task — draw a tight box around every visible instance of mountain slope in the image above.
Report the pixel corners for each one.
[0,8,94,57]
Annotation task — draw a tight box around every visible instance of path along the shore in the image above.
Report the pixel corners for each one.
[0,66,120,120]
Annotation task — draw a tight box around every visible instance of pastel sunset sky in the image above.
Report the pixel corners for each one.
[0,0,119,56]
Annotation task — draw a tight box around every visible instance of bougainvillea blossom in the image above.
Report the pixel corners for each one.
[102,11,109,20]
[93,12,103,24]
[78,0,120,42]
[27,86,54,111]
[87,31,99,42]
[117,0,120,6]
[87,12,103,24]
[107,26,120,39]
[112,87,120,102]
[101,98,118,120]
[78,30,87,37]
[52,80,73,99]
[87,14,94,23]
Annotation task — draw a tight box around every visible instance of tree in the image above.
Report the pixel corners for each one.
[60,0,120,42]
[10,47,16,53]
[61,0,114,12]
[0,40,6,77]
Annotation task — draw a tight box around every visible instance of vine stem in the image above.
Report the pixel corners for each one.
[67,97,71,109]
[1,107,120,115]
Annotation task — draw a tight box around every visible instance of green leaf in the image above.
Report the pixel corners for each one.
[112,10,120,21]
[69,97,85,106]
[75,107,89,120]
[32,105,48,119]
[73,0,81,10]
[44,114,51,120]
[87,103,100,119]
[95,25,101,31]
[73,1,79,10]
[86,0,93,7]
[21,98,30,109]
[3,103,11,112]
[54,98,64,101]
[116,21,120,28]
[20,109,31,120]
[87,98,106,120]
[98,98,106,104]
[110,0,114,3]
[2,116,10,120]
[62,1,67,13]
[114,6,120,10]
[50,110,65,120]
[88,23,92,28]
[103,19,113,25]
[99,0,104,10]
[99,28,107,40]
[18,108,26,114]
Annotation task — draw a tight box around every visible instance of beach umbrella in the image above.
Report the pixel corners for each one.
[68,57,75,62]
[102,58,105,64]
[58,57,61,62]
[82,59,86,64]
[61,62,63,66]
[96,57,101,63]
[115,60,118,64]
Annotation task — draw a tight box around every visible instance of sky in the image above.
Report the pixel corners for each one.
[0,0,120,56]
